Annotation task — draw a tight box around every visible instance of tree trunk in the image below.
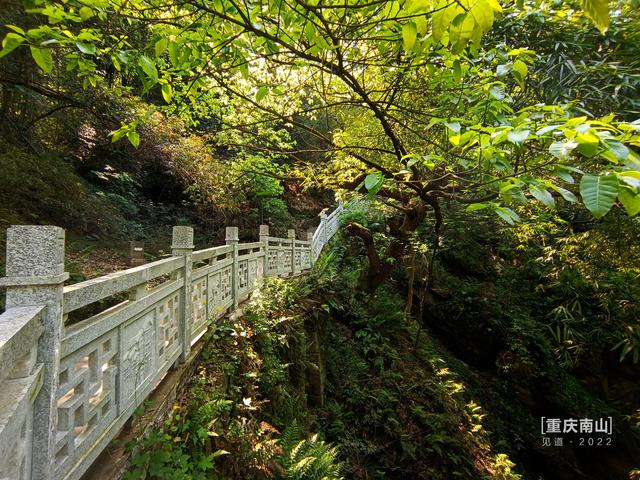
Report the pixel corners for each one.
[346,199,429,293]
[405,244,416,319]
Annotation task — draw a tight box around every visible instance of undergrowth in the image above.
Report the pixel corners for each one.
[124,276,343,480]
[124,203,639,479]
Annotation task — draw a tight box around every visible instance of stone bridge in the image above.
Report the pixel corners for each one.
[0,202,345,480]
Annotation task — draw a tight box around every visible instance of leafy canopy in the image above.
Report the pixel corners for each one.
[1,0,639,224]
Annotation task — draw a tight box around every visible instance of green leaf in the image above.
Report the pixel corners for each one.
[579,0,610,33]
[79,6,94,20]
[402,21,418,51]
[618,171,640,189]
[549,141,578,160]
[556,169,575,184]
[127,130,140,148]
[494,206,521,225]
[602,138,629,163]
[168,42,180,67]
[496,64,510,76]
[117,50,130,65]
[550,184,577,203]
[239,61,249,80]
[161,83,173,103]
[530,185,555,208]
[449,12,475,52]
[111,127,128,142]
[536,124,561,136]
[500,182,525,200]
[211,449,230,459]
[30,46,53,73]
[507,129,529,145]
[575,132,599,157]
[138,55,158,82]
[76,42,96,55]
[406,156,419,168]
[580,174,619,218]
[466,202,489,211]
[5,25,25,35]
[364,172,384,195]
[256,85,268,101]
[489,84,506,100]
[432,5,457,42]
[511,59,528,87]
[445,121,461,133]
[304,21,316,42]
[0,32,24,59]
[452,59,462,83]
[155,37,168,57]
[618,185,640,216]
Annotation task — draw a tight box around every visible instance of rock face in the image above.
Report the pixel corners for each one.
[306,314,328,407]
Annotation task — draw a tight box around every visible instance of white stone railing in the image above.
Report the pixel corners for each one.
[311,201,344,263]
[0,202,345,480]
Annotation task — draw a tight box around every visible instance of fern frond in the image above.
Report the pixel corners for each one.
[279,431,343,480]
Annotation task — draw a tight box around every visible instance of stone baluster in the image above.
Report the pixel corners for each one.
[172,226,194,362]
[306,229,314,269]
[225,227,239,308]
[320,211,328,247]
[288,229,296,275]
[259,225,269,278]
[0,226,68,480]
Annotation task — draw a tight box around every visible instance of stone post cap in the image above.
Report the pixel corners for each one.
[259,224,269,236]
[306,229,314,241]
[225,226,239,244]
[287,229,296,239]
[171,226,194,250]
[320,209,328,219]
[2,226,68,284]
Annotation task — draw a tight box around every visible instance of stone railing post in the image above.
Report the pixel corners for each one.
[172,226,194,362]
[259,224,269,278]
[288,229,296,275]
[0,226,68,480]
[320,211,328,246]
[226,227,239,308]
[307,230,314,269]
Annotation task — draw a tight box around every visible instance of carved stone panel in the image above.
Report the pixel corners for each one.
[283,250,292,271]
[55,329,118,473]
[208,267,233,318]
[191,277,207,331]
[156,292,180,366]
[121,312,155,404]
[221,266,232,303]
[248,259,258,288]
[208,271,222,317]
[238,260,248,292]
[267,250,278,273]
[301,250,311,269]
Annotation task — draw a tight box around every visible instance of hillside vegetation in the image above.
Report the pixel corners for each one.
[1,0,639,478]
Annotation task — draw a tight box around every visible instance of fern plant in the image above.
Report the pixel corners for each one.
[278,422,343,480]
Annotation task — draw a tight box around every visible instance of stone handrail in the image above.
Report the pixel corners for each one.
[0,202,345,480]
[0,306,45,480]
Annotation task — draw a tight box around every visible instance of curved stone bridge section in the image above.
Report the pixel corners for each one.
[0,201,344,480]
